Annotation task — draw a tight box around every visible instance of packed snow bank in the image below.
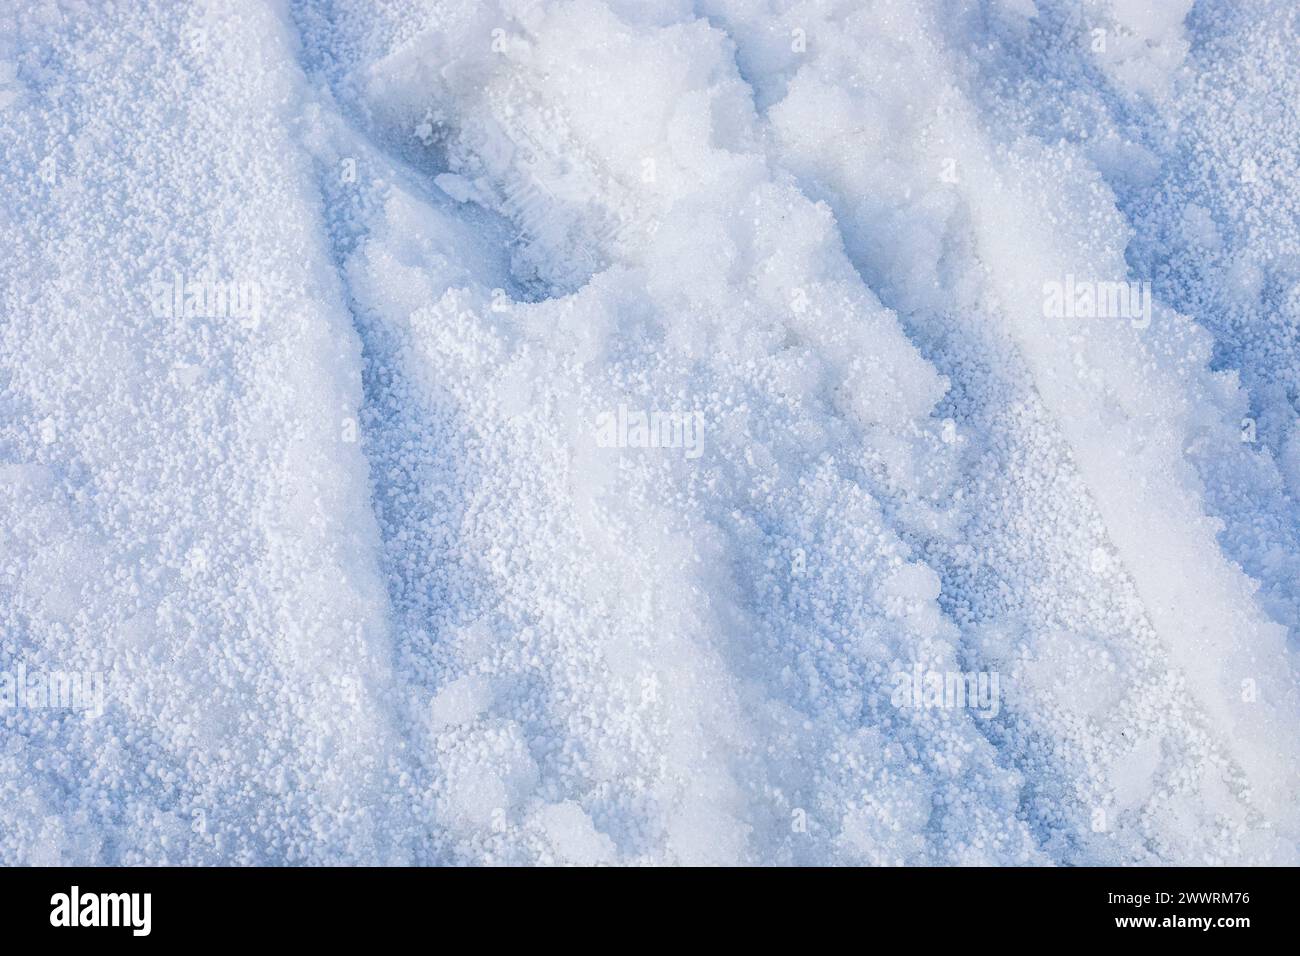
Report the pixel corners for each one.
[311,0,1038,864]
[2,0,1298,865]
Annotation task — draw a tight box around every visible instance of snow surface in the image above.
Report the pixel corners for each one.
[1,0,1298,865]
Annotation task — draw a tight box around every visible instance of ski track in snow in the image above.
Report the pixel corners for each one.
[1,0,1297,865]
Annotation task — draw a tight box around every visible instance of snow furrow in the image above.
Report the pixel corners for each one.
[702,0,1300,861]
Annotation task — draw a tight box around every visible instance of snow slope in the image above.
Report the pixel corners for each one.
[1,0,1297,865]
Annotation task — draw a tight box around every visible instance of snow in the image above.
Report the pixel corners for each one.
[1,0,1298,866]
